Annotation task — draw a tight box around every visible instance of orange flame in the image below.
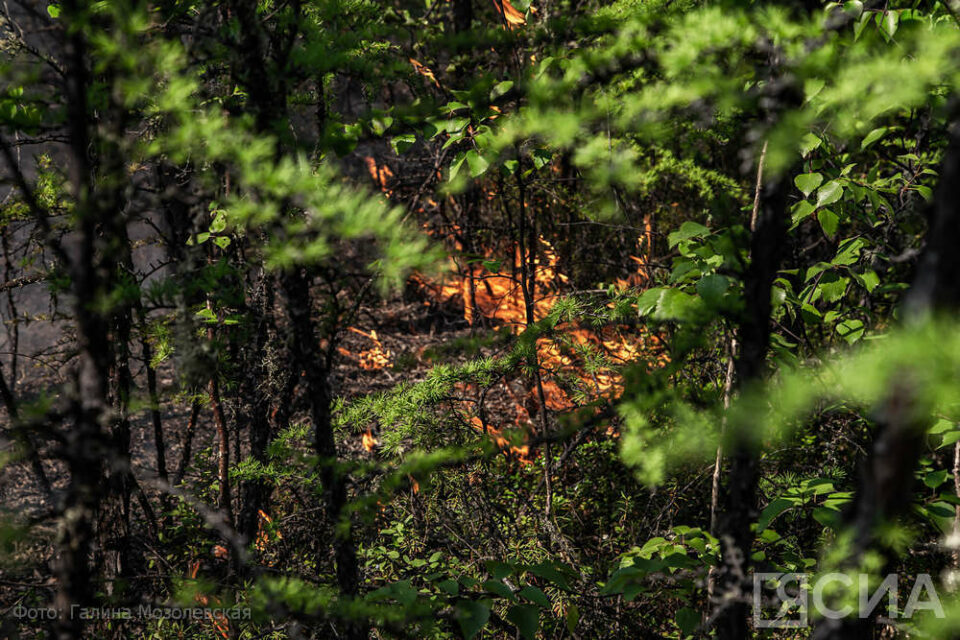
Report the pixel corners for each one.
[493,0,527,28]
[343,326,392,370]
[470,416,531,462]
[362,429,379,452]
[414,229,665,455]
[409,58,441,88]
[364,157,395,197]
[255,509,282,560]
[188,561,230,638]
[419,237,566,330]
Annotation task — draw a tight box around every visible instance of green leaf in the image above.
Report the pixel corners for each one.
[843,0,863,17]
[930,419,956,435]
[651,289,707,323]
[565,604,579,634]
[860,127,888,150]
[853,270,879,293]
[526,561,572,591]
[466,150,489,178]
[485,560,513,579]
[816,181,843,208]
[518,585,550,608]
[390,133,416,155]
[47,3,60,17]
[506,605,539,640]
[801,303,822,324]
[757,498,795,532]
[817,209,839,236]
[438,580,459,595]
[941,432,960,450]
[925,470,949,489]
[456,600,490,639]
[832,238,866,266]
[813,506,840,528]
[676,606,700,637]
[818,274,848,303]
[368,580,417,605]
[209,212,227,233]
[800,133,822,157]
[449,152,468,181]
[880,10,899,38]
[791,200,816,227]
[836,318,864,343]
[927,501,954,519]
[696,274,729,308]
[667,221,710,248]
[491,80,514,100]
[794,172,823,197]
[482,579,515,600]
[482,259,501,273]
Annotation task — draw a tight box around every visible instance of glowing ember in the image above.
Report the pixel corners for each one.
[409,58,441,88]
[255,509,282,559]
[615,216,653,290]
[492,0,527,28]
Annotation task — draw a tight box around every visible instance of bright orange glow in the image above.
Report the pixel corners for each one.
[343,326,392,370]
[409,58,441,87]
[417,237,566,330]
[493,0,527,27]
[362,429,379,452]
[364,157,395,197]
[415,228,665,460]
[470,416,531,463]
[189,560,230,638]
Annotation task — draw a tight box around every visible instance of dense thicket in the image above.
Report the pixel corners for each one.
[2,0,960,638]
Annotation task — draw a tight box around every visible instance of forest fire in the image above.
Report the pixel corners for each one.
[413,232,661,459]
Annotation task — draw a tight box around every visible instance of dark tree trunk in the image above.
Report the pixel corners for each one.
[54,2,113,636]
[713,170,791,640]
[453,0,472,33]
[0,364,51,496]
[238,274,275,546]
[282,268,364,640]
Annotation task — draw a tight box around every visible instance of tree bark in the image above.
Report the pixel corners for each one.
[282,268,364,640]
[712,169,790,640]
